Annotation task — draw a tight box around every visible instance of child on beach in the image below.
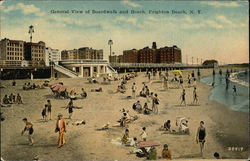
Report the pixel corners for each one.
[66,99,74,119]
[140,127,147,141]
[193,87,198,104]
[196,121,206,158]
[46,100,52,120]
[41,105,48,122]
[21,118,34,146]
[121,129,130,144]
[180,89,186,106]
[233,85,237,96]
[162,144,172,159]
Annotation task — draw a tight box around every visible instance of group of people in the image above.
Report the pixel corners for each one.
[23,82,42,90]
[2,93,23,104]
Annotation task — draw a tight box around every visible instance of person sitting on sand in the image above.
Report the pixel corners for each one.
[43,81,49,87]
[72,120,86,126]
[23,83,27,90]
[119,113,128,127]
[162,144,172,159]
[81,88,87,98]
[9,93,15,104]
[2,95,10,104]
[140,127,147,141]
[91,87,102,92]
[27,82,32,90]
[143,103,152,115]
[117,85,126,93]
[121,129,130,144]
[16,93,23,104]
[177,117,189,133]
[164,120,171,131]
[147,146,157,160]
[132,101,143,113]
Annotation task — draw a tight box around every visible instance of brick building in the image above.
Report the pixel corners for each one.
[123,49,138,63]
[138,47,157,63]
[122,42,182,64]
[24,41,46,66]
[62,47,103,61]
[0,38,25,66]
[109,55,124,63]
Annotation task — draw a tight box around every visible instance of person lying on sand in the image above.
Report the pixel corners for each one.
[143,103,152,115]
[117,85,126,93]
[72,120,86,126]
[91,87,103,92]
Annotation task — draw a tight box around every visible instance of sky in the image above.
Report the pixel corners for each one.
[0,0,249,64]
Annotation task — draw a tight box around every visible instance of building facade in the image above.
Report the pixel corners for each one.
[45,47,61,66]
[0,38,25,66]
[62,47,103,61]
[24,41,46,66]
[123,49,138,63]
[122,42,182,64]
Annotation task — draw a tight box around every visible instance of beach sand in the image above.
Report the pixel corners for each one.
[0,68,248,161]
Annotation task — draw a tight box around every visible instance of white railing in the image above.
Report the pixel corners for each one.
[54,64,78,78]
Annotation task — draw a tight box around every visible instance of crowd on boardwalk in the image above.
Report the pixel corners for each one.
[1,68,241,160]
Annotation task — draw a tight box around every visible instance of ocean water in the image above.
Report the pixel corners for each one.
[201,70,249,113]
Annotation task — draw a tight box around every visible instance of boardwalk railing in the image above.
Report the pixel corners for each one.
[110,63,204,68]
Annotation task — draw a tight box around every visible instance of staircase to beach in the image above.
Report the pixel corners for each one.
[54,64,79,78]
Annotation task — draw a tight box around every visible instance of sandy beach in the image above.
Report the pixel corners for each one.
[0,68,248,161]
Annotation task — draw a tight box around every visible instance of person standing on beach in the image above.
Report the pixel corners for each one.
[66,99,74,119]
[193,78,197,88]
[193,87,198,104]
[21,118,34,146]
[132,83,137,99]
[46,100,52,120]
[232,85,237,96]
[196,121,206,157]
[41,105,48,122]
[148,72,151,82]
[55,114,66,148]
[197,69,201,81]
[152,94,159,114]
[145,86,150,103]
[163,76,168,90]
[180,89,186,106]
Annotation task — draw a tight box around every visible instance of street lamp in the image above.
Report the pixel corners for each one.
[28,25,34,43]
[108,39,113,57]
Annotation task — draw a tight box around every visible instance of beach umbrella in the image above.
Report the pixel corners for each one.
[172,70,182,76]
[50,83,59,88]
[52,84,62,91]
[59,86,66,92]
[138,141,160,148]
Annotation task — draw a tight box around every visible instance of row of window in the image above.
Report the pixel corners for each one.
[7,43,23,47]
[7,52,23,55]
[32,58,42,61]
[7,47,23,51]
[6,57,23,60]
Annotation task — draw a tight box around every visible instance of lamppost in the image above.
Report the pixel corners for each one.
[108,39,113,56]
[28,25,34,43]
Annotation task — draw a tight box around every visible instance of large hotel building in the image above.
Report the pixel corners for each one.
[0,38,46,66]
[110,42,182,64]
[61,47,103,61]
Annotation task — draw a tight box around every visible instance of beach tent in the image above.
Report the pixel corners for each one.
[52,84,63,91]
[172,70,182,76]
[138,141,160,148]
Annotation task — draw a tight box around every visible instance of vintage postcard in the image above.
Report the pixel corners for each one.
[0,0,249,161]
